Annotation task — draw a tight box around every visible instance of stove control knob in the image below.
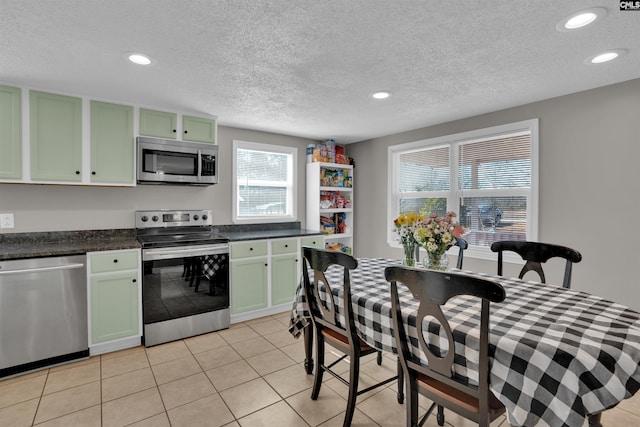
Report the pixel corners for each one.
[152,216,159,222]
[141,216,149,222]
[193,215,199,221]
[202,214,208,221]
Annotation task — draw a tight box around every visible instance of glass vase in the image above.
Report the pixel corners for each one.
[424,252,449,271]
[402,243,416,267]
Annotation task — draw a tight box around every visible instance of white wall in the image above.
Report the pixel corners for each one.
[0,126,314,232]
[349,78,640,310]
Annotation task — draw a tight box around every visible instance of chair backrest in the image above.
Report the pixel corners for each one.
[490,240,582,288]
[386,266,505,417]
[302,246,359,341]
[453,238,468,269]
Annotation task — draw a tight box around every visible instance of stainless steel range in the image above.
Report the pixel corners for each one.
[136,209,229,347]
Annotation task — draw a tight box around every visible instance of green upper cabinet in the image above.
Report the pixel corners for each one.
[139,108,177,139]
[182,115,216,143]
[30,90,82,182]
[90,101,134,184]
[0,85,22,180]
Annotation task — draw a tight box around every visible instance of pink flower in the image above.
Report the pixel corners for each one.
[451,224,465,238]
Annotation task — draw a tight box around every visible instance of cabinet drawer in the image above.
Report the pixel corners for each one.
[230,241,268,259]
[271,238,297,255]
[301,236,324,249]
[90,251,139,274]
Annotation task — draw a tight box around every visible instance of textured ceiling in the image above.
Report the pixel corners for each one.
[1,1,638,143]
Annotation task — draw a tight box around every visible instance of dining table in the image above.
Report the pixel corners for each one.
[288,257,640,427]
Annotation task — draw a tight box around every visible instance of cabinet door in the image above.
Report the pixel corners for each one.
[0,85,22,180]
[90,101,134,184]
[300,236,324,249]
[183,115,216,143]
[90,272,139,344]
[271,253,299,305]
[230,257,268,314]
[30,90,82,182]
[139,108,177,139]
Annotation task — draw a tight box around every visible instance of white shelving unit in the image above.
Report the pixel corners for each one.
[306,162,354,254]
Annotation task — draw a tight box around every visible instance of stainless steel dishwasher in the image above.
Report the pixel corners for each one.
[0,255,89,378]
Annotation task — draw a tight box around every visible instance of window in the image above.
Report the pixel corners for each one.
[388,119,538,259]
[233,140,297,223]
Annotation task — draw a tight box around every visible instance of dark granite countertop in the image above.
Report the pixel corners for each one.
[0,223,323,261]
[0,229,140,261]
[221,228,322,242]
[212,222,322,242]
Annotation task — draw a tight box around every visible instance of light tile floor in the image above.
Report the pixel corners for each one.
[1,311,639,426]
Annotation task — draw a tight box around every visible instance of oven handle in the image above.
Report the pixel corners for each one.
[143,244,229,261]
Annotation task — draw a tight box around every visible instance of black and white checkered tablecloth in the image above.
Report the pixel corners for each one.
[289,258,640,427]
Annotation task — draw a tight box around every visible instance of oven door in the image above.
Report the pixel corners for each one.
[141,243,229,345]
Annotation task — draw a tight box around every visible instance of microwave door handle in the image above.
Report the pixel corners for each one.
[197,150,202,179]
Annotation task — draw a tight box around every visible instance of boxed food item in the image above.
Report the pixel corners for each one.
[334,212,347,234]
[324,242,352,254]
[320,216,335,234]
[320,191,334,209]
[324,139,336,163]
[311,140,351,164]
[335,145,349,164]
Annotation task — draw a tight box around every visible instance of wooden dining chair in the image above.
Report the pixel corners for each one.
[452,238,468,269]
[386,266,506,427]
[302,247,399,427]
[490,240,582,288]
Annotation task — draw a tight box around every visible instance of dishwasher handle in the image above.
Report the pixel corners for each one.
[0,263,85,276]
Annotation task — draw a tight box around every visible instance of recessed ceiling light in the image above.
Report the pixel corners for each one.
[557,7,606,32]
[126,52,155,65]
[372,91,391,100]
[587,49,626,64]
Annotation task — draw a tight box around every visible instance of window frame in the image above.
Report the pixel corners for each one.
[387,119,539,261]
[232,140,298,224]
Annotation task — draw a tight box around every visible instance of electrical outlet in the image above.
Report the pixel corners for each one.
[0,213,15,229]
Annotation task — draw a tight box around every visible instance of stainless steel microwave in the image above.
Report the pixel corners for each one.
[137,137,218,186]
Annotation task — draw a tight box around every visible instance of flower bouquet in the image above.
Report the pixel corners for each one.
[414,212,465,270]
[393,213,423,266]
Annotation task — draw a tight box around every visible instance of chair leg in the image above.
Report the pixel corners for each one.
[407,382,419,427]
[376,350,382,365]
[397,358,404,404]
[588,413,603,427]
[344,350,360,427]
[436,405,445,426]
[311,333,324,400]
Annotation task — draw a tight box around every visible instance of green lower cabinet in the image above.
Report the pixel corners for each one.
[89,250,140,346]
[230,257,268,314]
[90,272,139,344]
[271,253,299,305]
